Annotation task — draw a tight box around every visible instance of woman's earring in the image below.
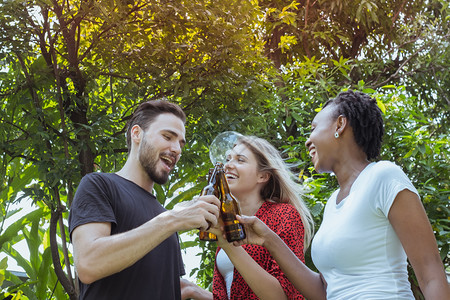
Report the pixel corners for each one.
[334,132,339,138]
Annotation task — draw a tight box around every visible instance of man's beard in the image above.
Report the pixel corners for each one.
[139,138,171,185]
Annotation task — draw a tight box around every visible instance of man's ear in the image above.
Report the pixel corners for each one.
[130,125,143,145]
[257,171,271,184]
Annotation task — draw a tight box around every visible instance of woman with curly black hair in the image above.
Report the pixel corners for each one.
[234,90,449,299]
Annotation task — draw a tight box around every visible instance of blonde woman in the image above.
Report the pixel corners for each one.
[210,135,314,300]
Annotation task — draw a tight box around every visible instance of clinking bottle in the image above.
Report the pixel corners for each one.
[216,164,246,242]
[198,164,220,241]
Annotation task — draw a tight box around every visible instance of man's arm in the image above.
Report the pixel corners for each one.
[72,195,220,284]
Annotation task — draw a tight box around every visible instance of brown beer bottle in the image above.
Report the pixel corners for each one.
[198,163,221,241]
[217,165,246,242]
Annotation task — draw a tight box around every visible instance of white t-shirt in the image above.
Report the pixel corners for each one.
[311,161,418,299]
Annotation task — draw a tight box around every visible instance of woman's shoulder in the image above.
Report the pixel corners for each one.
[258,201,300,220]
[369,161,407,178]
[373,160,399,169]
[258,202,304,240]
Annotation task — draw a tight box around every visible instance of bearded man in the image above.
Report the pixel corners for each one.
[69,100,219,299]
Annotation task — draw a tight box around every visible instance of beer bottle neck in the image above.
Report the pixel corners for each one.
[218,169,235,201]
[208,163,222,185]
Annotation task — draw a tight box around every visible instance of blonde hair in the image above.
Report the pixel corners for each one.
[236,135,314,249]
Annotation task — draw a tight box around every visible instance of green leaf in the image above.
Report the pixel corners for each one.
[0,208,46,250]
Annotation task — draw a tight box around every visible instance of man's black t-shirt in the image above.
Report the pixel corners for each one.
[69,173,185,299]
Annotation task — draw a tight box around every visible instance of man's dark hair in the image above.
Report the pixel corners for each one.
[324,90,384,160]
[126,100,186,151]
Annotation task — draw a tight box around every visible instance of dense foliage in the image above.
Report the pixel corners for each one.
[1,0,448,298]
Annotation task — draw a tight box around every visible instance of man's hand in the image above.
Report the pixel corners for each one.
[206,217,230,248]
[180,278,212,300]
[170,195,220,232]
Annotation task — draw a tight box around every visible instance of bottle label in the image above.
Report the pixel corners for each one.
[224,223,246,242]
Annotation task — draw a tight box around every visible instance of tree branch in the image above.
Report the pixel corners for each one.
[50,205,77,300]
[373,42,429,88]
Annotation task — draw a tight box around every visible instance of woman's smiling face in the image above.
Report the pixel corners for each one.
[224,143,262,197]
[305,105,339,174]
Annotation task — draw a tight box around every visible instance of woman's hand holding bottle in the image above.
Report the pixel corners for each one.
[232,215,275,248]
